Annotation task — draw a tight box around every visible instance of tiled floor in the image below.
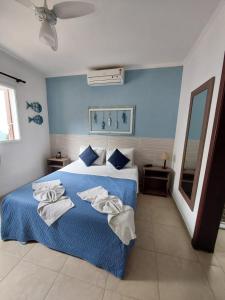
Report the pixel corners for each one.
[0,194,225,300]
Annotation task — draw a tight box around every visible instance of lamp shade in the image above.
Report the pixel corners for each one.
[161,152,169,160]
[39,21,58,51]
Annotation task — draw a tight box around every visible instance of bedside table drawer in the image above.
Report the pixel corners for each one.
[144,169,169,178]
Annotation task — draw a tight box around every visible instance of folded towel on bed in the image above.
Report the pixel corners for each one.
[33,180,74,226]
[77,186,108,203]
[77,186,136,245]
[32,179,61,191]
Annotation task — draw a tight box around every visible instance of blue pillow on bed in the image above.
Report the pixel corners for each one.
[108,149,130,170]
[79,145,99,166]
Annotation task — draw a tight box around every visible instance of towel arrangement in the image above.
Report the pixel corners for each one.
[32,179,74,226]
[77,186,136,245]
[32,180,136,244]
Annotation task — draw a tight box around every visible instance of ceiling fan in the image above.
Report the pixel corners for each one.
[15,0,95,51]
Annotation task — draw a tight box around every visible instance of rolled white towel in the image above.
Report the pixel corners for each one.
[37,196,75,226]
[92,196,123,215]
[77,186,136,245]
[33,185,65,202]
[77,186,108,202]
[32,179,74,226]
[32,179,61,191]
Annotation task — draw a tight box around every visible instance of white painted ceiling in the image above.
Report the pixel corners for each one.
[0,0,220,76]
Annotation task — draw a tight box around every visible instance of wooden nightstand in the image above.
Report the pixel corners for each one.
[143,166,172,197]
[47,157,70,173]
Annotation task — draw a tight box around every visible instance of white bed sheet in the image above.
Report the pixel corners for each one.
[60,160,139,192]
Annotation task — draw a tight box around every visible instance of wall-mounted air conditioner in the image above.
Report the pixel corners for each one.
[87,68,125,86]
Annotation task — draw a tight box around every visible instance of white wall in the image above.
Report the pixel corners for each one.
[172,1,225,236]
[0,49,50,197]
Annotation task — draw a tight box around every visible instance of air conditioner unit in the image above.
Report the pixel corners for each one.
[87,68,125,86]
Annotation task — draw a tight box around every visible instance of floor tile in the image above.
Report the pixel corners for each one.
[214,252,225,273]
[157,253,214,300]
[0,240,34,258]
[103,290,136,300]
[135,198,152,222]
[151,205,183,227]
[106,248,159,300]
[153,223,198,261]
[135,218,153,233]
[202,264,225,300]
[0,260,57,300]
[45,273,104,300]
[135,219,155,252]
[138,194,176,209]
[61,256,108,288]
[0,251,20,281]
[196,250,220,266]
[215,230,225,252]
[23,243,67,272]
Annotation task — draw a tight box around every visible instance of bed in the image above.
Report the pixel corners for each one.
[1,160,138,278]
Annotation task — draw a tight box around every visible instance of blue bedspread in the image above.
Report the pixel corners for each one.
[1,171,137,278]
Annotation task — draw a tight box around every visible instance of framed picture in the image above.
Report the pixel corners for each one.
[89,106,135,135]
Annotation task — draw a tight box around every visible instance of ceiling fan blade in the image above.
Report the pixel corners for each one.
[50,25,58,51]
[52,1,95,19]
[15,0,35,8]
[39,21,58,51]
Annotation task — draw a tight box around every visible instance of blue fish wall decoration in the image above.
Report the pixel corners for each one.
[26,101,42,113]
[101,121,106,129]
[122,112,127,124]
[28,115,43,125]
[94,112,98,123]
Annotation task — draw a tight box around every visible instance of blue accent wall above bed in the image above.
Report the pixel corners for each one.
[46,67,183,138]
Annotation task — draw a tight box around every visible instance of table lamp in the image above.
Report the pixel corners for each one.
[161,152,169,169]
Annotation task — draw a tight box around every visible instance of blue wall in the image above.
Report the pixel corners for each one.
[46,67,183,138]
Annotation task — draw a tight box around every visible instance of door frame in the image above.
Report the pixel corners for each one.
[192,52,225,251]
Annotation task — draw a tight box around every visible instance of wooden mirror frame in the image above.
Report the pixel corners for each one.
[179,77,215,211]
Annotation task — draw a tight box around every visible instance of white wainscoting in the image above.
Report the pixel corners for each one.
[50,134,174,171]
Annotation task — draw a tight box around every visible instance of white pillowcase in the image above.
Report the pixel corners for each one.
[106,148,134,168]
[79,146,106,166]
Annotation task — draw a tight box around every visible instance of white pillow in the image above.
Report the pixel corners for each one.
[106,148,134,168]
[79,146,106,166]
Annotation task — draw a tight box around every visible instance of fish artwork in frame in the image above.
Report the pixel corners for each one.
[26,101,42,113]
[28,115,43,125]
[89,106,135,135]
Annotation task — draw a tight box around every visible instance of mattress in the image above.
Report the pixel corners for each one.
[60,160,139,192]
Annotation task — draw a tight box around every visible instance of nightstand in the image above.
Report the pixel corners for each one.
[143,166,172,197]
[47,157,70,173]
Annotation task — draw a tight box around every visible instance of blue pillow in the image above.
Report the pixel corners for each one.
[79,145,99,166]
[108,149,130,170]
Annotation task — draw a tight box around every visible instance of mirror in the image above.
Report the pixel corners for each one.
[179,77,215,210]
